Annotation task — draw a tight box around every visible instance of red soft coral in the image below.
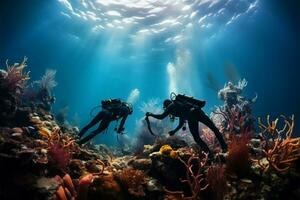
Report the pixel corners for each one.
[207,164,227,200]
[226,133,251,177]
[48,144,71,169]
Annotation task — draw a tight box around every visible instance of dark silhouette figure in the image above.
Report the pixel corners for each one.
[146,99,227,154]
[78,100,132,144]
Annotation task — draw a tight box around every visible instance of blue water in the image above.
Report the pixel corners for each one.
[1,0,299,145]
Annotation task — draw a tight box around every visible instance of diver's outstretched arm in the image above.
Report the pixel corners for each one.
[147,105,171,120]
[169,117,185,135]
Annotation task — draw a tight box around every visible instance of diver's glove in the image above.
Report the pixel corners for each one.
[146,112,152,117]
[168,130,176,136]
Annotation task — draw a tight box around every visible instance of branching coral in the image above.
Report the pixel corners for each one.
[213,105,250,135]
[254,115,300,173]
[165,152,209,200]
[115,168,146,197]
[30,117,77,169]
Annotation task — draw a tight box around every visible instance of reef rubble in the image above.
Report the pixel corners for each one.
[0,59,300,200]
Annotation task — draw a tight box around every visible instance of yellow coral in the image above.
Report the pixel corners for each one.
[39,127,52,138]
[159,145,173,155]
[159,145,179,159]
[169,150,179,159]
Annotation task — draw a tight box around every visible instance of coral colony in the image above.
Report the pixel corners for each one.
[0,58,300,200]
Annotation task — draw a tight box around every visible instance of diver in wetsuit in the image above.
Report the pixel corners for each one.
[146,94,228,154]
[78,99,133,144]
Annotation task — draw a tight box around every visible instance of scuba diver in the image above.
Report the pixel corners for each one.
[78,99,133,144]
[146,93,228,154]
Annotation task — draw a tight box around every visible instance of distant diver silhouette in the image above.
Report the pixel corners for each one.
[78,99,133,144]
[146,93,228,154]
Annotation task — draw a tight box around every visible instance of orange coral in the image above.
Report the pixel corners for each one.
[255,115,300,173]
[55,174,77,200]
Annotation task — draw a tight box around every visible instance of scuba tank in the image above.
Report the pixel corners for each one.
[90,98,122,117]
[101,98,122,110]
[170,92,206,111]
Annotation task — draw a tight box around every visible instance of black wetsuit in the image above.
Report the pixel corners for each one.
[149,102,228,153]
[78,104,130,144]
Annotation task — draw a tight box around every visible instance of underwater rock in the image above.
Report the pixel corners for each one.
[145,177,163,192]
[35,177,60,199]
[11,127,23,134]
[114,168,146,197]
[149,147,189,189]
[110,155,133,170]
[96,144,114,160]
[88,174,123,200]
[128,157,152,171]
[69,159,86,178]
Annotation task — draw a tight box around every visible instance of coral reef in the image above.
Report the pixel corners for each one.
[0,59,300,200]
[211,79,256,135]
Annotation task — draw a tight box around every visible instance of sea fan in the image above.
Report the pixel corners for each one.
[35,69,57,91]
[139,98,162,114]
